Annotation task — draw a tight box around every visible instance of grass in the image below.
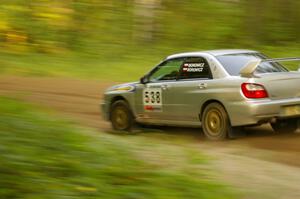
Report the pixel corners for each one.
[0,45,299,82]
[0,97,238,199]
[0,51,157,82]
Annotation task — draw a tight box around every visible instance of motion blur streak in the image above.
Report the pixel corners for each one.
[1,1,300,199]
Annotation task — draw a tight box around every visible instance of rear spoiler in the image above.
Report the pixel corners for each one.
[240,57,300,78]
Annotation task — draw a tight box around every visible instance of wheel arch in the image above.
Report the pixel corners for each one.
[110,95,127,105]
[109,96,132,119]
[108,95,129,116]
[199,99,231,124]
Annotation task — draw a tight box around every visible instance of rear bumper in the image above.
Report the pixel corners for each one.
[228,97,300,126]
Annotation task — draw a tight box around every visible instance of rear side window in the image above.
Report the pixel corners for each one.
[179,57,212,79]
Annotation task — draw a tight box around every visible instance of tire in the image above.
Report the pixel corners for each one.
[271,118,298,134]
[110,100,134,131]
[201,103,232,140]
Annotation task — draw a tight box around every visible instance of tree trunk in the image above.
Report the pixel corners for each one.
[133,0,161,42]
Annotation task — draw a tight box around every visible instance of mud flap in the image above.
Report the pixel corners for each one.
[296,119,300,133]
[228,127,246,139]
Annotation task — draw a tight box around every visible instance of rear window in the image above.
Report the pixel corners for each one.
[216,53,288,76]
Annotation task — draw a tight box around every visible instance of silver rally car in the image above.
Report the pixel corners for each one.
[101,49,300,140]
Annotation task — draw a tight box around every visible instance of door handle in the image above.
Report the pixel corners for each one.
[161,84,169,90]
[198,83,207,89]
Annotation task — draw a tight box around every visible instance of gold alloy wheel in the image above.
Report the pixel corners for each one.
[202,103,230,140]
[205,108,224,136]
[112,106,129,130]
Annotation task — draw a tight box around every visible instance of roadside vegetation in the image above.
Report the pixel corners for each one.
[0,1,299,81]
[0,46,300,82]
[0,97,238,199]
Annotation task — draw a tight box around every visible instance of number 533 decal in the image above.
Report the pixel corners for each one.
[143,88,162,111]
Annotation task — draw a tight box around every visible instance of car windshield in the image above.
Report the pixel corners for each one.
[216,53,288,76]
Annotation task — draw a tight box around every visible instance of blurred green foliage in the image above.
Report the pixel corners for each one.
[0,97,238,199]
[0,0,299,81]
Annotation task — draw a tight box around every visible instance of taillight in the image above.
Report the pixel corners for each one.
[241,83,269,99]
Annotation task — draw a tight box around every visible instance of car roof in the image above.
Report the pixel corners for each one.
[166,49,258,59]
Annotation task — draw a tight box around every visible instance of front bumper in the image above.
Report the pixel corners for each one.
[100,102,109,121]
[228,97,300,126]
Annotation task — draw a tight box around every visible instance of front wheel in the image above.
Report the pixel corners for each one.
[201,103,232,141]
[271,119,298,134]
[110,100,134,131]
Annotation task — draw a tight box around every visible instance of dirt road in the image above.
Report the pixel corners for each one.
[1,76,300,199]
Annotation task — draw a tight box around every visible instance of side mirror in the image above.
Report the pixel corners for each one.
[140,76,148,84]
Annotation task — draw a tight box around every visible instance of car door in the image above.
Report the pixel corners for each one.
[161,56,214,123]
[134,58,184,122]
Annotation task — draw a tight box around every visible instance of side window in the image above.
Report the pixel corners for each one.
[179,57,212,79]
[149,58,184,82]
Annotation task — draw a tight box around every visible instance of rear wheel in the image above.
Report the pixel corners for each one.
[271,119,298,134]
[110,100,134,131]
[202,103,231,140]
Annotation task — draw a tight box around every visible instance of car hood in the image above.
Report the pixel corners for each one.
[106,82,138,93]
